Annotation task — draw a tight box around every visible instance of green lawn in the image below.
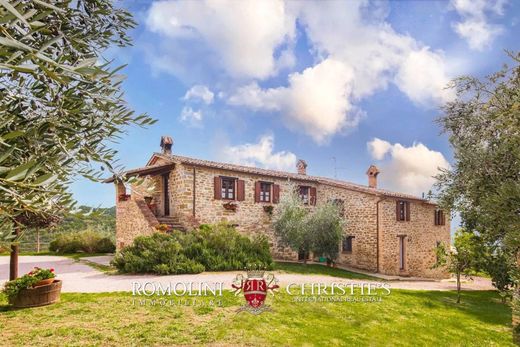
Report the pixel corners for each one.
[0,290,512,346]
[274,261,379,280]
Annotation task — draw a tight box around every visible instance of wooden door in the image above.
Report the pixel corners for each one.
[162,173,170,216]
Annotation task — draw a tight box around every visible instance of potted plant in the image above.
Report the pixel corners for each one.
[155,223,172,233]
[223,201,238,211]
[3,267,61,308]
[118,193,131,201]
[263,205,274,215]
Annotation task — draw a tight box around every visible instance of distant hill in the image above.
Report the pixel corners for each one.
[17,205,116,252]
[57,206,116,234]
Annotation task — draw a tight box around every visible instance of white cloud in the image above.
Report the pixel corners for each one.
[228,59,362,143]
[451,0,507,50]
[367,138,392,160]
[179,106,203,126]
[395,48,455,106]
[367,138,451,196]
[146,0,295,79]
[220,134,297,171]
[227,2,453,142]
[183,85,214,104]
[147,1,455,143]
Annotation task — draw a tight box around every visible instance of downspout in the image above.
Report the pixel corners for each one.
[376,196,386,273]
[192,167,196,217]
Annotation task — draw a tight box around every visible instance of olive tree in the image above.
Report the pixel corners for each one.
[308,201,344,264]
[0,0,155,279]
[434,229,482,303]
[273,186,345,264]
[272,188,312,263]
[435,51,520,338]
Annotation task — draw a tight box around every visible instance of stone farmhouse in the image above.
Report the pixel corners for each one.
[105,136,450,278]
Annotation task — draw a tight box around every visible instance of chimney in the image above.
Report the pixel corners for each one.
[296,159,308,175]
[160,136,173,155]
[366,165,380,188]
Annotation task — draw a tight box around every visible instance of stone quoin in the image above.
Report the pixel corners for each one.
[104,136,450,279]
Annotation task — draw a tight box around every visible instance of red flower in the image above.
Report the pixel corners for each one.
[50,268,54,272]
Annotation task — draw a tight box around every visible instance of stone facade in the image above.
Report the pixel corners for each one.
[114,182,158,249]
[111,147,450,279]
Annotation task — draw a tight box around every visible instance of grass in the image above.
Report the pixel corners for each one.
[0,289,512,346]
[273,261,379,280]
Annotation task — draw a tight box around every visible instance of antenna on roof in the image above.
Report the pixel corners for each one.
[332,157,347,179]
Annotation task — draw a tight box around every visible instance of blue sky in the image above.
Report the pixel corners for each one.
[71,0,520,214]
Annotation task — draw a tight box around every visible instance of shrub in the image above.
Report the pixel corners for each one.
[49,230,115,254]
[112,223,273,275]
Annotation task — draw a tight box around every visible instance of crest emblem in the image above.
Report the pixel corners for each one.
[232,270,279,314]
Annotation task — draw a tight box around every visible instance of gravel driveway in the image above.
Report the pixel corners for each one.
[0,256,494,293]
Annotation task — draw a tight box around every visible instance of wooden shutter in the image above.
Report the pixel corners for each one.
[237,179,245,201]
[396,201,400,221]
[273,184,280,203]
[254,181,261,203]
[214,176,221,200]
[310,187,317,206]
[405,202,410,221]
[434,210,438,225]
[441,210,445,226]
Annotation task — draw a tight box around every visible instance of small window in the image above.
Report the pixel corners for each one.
[396,200,410,221]
[221,177,236,200]
[260,182,272,202]
[342,236,354,253]
[434,210,445,226]
[299,186,310,204]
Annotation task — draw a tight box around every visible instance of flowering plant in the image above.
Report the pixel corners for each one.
[155,224,172,233]
[3,267,56,301]
[223,201,238,211]
[28,267,56,280]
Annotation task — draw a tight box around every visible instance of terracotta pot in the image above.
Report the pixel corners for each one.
[223,202,237,211]
[34,278,55,287]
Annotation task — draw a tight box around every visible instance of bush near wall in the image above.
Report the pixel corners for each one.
[112,223,273,275]
[49,230,115,254]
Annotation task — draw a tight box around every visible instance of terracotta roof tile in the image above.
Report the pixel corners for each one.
[150,153,434,204]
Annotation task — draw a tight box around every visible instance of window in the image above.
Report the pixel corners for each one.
[342,236,354,253]
[221,177,235,200]
[396,200,410,221]
[255,181,280,203]
[434,210,445,226]
[299,186,310,204]
[298,185,316,205]
[260,182,272,202]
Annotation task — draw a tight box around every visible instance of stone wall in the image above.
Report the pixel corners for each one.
[171,163,305,260]
[378,199,450,278]
[114,163,451,278]
[115,182,157,250]
[318,186,379,272]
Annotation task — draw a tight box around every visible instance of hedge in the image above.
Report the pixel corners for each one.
[112,223,273,275]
